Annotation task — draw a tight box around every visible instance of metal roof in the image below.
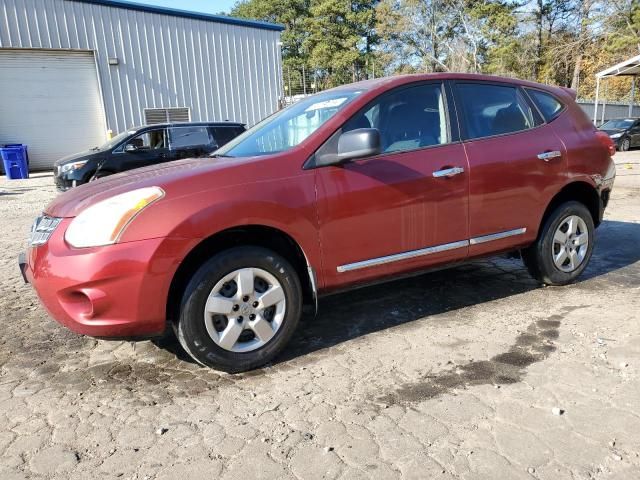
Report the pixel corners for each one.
[70,0,285,31]
[596,54,640,78]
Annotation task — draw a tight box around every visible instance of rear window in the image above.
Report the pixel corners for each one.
[526,89,564,122]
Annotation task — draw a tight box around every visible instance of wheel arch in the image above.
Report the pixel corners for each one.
[166,225,317,327]
[539,181,601,235]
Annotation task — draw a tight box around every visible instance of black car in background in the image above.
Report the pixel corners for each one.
[598,117,640,151]
[53,122,246,190]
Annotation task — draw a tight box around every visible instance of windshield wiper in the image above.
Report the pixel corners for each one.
[210,153,234,158]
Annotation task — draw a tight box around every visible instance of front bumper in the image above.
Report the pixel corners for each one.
[23,220,194,338]
[53,171,74,191]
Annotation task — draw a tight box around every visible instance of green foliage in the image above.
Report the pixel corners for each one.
[231,0,640,100]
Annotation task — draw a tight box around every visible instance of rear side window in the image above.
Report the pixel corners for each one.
[526,89,564,122]
[169,127,212,149]
[456,83,535,140]
[212,127,244,147]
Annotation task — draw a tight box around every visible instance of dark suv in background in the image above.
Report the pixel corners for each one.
[53,122,245,190]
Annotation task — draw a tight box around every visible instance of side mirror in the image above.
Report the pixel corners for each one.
[337,128,381,162]
[124,143,138,153]
[315,128,381,167]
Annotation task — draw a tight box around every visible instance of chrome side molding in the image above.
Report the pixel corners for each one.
[337,240,469,273]
[336,227,527,272]
[469,227,527,245]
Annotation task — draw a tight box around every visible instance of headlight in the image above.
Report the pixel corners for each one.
[60,160,88,173]
[609,133,623,139]
[65,187,164,248]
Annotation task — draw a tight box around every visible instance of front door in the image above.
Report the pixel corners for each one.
[117,127,171,171]
[452,81,567,257]
[315,82,470,290]
[629,120,640,147]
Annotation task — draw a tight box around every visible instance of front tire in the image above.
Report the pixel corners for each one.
[619,137,631,152]
[522,201,594,285]
[177,246,302,372]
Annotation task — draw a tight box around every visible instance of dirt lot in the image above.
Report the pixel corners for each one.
[1,154,639,480]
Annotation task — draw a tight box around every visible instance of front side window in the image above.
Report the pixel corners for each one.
[169,126,212,149]
[526,89,564,122]
[216,90,363,157]
[125,129,167,150]
[343,83,449,153]
[457,83,535,140]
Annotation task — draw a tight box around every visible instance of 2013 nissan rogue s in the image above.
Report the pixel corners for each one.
[20,74,616,372]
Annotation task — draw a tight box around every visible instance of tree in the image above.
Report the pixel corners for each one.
[231,0,312,70]
[377,0,457,73]
[304,0,379,86]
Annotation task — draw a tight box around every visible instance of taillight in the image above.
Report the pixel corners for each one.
[595,130,616,156]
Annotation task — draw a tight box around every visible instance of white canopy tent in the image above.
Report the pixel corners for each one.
[594,54,640,124]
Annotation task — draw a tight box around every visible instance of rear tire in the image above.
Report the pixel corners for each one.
[177,246,302,372]
[522,201,594,286]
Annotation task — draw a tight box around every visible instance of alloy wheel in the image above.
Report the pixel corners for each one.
[203,267,286,352]
[622,138,630,151]
[551,215,589,273]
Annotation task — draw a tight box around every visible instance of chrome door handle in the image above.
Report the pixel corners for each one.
[537,150,562,161]
[433,166,464,178]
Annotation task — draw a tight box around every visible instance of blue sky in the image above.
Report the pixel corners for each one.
[132,0,238,15]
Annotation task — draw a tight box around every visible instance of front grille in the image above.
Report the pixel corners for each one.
[29,215,62,246]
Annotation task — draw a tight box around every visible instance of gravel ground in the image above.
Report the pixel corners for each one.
[0,154,639,480]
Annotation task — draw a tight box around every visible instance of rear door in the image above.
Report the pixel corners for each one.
[169,126,215,159]
[315,82,470,289]
[452,81,567,257]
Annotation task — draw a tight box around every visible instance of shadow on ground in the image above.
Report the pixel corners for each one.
[277,220,640,362]
[156,220,640,370]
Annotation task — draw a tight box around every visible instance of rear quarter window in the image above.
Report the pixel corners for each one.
[526,89,565,122]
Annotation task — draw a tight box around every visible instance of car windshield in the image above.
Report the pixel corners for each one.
[601,119,635,129]
[215,89,363,157]
[96,129,139,151]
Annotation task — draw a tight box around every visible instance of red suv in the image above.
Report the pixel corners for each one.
[20,74,616,372]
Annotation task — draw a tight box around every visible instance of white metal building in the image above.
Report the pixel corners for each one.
[0,0,284,169]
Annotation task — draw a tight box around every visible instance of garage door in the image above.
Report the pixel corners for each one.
[0,49,106,171]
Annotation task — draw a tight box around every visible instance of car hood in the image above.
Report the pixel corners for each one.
[54,149,102,167]
[44,155,273,218]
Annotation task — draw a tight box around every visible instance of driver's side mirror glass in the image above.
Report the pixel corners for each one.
[124,143,138,152]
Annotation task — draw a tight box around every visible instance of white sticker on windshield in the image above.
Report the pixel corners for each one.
[304,98,347,112]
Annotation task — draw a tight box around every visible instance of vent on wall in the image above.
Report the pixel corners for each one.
[144,107,191,125]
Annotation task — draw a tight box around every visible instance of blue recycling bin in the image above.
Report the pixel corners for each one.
[1,144,29,179]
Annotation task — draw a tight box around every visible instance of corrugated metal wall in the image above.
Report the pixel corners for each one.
[0,0,283,134]
[577,101,640,125]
